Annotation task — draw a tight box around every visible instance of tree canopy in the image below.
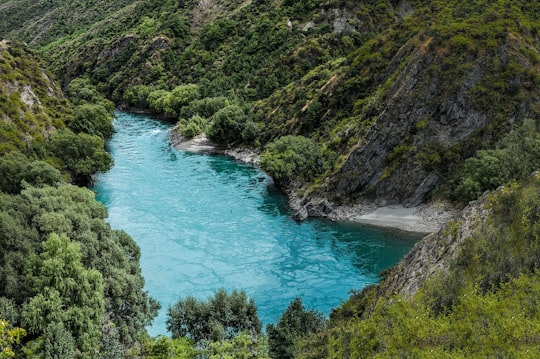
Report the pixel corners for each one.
[167,289,261,344]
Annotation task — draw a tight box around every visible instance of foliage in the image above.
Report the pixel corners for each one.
[21,233,104,357]
[326,273,540,358]
[47,129,112,184]
[67,77,114,113]
[454,119,540,202]
[0,34,157,358]
[259,136,324,185]
[0,41,71,154]
[0,320,25,358]
[143,336,196,359]
[0,151,61,194]
[0,184,159,355]
[207,105,255,145]
[266,298,325,359]
[68,104,114,139]
[179,97,228,120]
[178,115,207,139]
[167,289,261,344]
[304,174,540,357]
[164,84,201,117]
[208,333,269,359]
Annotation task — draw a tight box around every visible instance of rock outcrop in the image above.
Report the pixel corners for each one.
[327,36,536,207]
[376,191,492,299]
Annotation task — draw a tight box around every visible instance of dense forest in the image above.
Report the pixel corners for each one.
[0,0,539,357]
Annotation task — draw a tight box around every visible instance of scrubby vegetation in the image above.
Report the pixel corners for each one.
[1,0,540,357]
[0,41,158,358]
[1,0,536,201]
[293,175,540,357]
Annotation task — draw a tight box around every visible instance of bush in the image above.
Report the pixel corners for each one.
[259,135,324,185]
[180,97,228,119]
[163,84,201,117]
[267,298,325,359]
[122,85,154,108]
[178,115,207,138]
[47,129,112,184]
[453,119,540,202]
[207,105,250,145]
[68,103,114,139]
[166,289,261,344]
[0,151,61,194]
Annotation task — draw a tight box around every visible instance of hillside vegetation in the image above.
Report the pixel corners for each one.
[2,0,538,212]
[0,41,159,358]
[1,0,540,357]
[301,174,540,357]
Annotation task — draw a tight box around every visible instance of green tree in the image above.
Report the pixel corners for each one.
[47,129,112,184]
[454,119,540,202]
[21,233,105,357]
[68,104,114,139]
[0,184,158,349]
[42,322,75,359]
[144,336,195,359]
[208,332,269,359]
[167,289,261,344]
[163,84,200,117]
[207,105,252,145]
[0,152,61,194]
[0,319,25,359]
[266,298,325,359]
[179,97,228,120]
[259,136,324,185]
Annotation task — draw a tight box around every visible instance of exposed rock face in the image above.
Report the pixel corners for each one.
[98,35,139,63]
[376,191,492,299]
[326,36,536,207]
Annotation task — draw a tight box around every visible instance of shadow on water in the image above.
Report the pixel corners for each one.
[258,184,291,218]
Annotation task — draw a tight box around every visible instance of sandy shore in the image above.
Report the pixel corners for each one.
[169,128,456,234]
[329,203,456,234]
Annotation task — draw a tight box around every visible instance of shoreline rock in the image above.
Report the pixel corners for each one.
[169,127,457,234]
[169,125,261,164]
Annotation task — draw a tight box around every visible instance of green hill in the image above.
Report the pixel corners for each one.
[0,41,158,358]
[1,0,538,213]
[1,0,540,357]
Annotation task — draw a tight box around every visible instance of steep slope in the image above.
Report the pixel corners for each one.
[0,39,70,153]
[0,41,158,358]
[2,0,538,214]
[312,174,540,357]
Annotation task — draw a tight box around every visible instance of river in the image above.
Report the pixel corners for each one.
[92,111,420,336]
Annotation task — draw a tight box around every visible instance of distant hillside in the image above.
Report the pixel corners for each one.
[2,0,538,212]
[0,39,70,153]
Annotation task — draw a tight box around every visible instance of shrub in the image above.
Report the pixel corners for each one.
[267,298,325,359]
[207,105,247,145]
[178,115,206,138]
[259,135,324,185]
[166,289,261,344]
[68,103,114,139]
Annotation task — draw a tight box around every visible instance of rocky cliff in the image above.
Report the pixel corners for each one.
[376,192,492,300]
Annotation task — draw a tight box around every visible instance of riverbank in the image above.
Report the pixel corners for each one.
[328,201,457,234]
[170,126,260,164]
[169,128,457,234]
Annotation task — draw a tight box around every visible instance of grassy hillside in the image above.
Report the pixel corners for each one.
[0,39,70,153]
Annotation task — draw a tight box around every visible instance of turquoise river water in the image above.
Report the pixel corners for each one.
[92,111,420,336]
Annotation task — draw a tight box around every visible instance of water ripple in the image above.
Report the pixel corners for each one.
[92,111,420,336]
